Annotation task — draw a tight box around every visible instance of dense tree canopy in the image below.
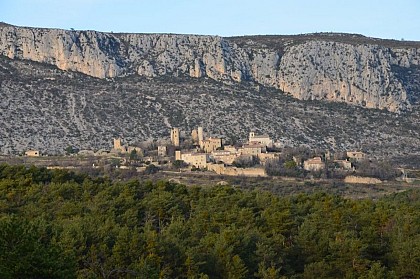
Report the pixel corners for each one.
[0,164,419,278]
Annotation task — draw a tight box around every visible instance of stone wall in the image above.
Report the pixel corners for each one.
[207,163,266,177]
[344,175,382,184]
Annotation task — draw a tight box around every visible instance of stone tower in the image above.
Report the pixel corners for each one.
[249,132,255,143]
[191,129,198,144]
[198,127,204,142]
[113,138,122,150]
[171,128,180,147]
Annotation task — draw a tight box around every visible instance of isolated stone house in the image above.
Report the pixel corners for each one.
[25,150,40,157]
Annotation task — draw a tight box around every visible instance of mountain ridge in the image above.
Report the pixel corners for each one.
[3,22,420,45]
[1,23,419,112]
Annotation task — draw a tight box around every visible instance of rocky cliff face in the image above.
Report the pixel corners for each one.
[276,41,420,112]
[0,26,125,78]
[0,24,419,112]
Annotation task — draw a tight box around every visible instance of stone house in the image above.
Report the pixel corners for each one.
[257,152,277,164]
[239,144,266,156]
[25,150,40,157]
[303,157,325,171]
[347,151,366,161]
[175,151,208,169]
[248,132,273,147]
[170,128,180,147]
[112,138,142,155]
[200,137,222,153]
[224,145,237,153]
[211,150,238,165]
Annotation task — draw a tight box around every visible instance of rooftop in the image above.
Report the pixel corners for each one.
[243,144,265,148]
[305,157,324,164]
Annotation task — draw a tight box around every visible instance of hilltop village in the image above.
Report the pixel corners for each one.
[12,126,404,183]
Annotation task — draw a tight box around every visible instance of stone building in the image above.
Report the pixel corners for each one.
[303,157,325,171]
[224,145,237,153]
[158,146,167,157]
[257,152,276,164]
[175,151,208,168]
[211,150,238,165]
[113,138,124,152]
[198,127,204,143]
[112,138,142,155]
[171,128,180,147]
[25,150,40,157]
[249,132,273,147]
[239,144,266,156]
[191,129,198,144]
[347,151,366,161]
[200,137,222,153]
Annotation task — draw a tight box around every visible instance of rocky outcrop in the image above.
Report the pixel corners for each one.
[0,24,419,111]
[276,41,420,111]
[0,26,126,78]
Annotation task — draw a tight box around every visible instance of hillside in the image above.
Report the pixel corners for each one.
[0,24,419,161]
[1,55,419,163]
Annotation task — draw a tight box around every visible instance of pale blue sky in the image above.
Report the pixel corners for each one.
[1,0,419,40]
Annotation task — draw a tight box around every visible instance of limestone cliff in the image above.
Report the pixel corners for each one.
[275,41,420,111]
[0,25,125,78]
[1,24,419,112]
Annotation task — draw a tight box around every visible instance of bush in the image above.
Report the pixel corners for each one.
[172,160,188,169]
[144,164,159,174]
[354,159,400,180]
[265,158,305,177]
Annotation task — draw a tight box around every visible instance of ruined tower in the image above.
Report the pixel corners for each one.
[171,128,180,147]
[198,127,204,143]
[191,129,198,144]
[113,138,122,150]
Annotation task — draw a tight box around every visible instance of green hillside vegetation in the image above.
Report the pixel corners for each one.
[0,164,419,278]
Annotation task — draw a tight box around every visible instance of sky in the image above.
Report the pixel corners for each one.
[1,0,419,40]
